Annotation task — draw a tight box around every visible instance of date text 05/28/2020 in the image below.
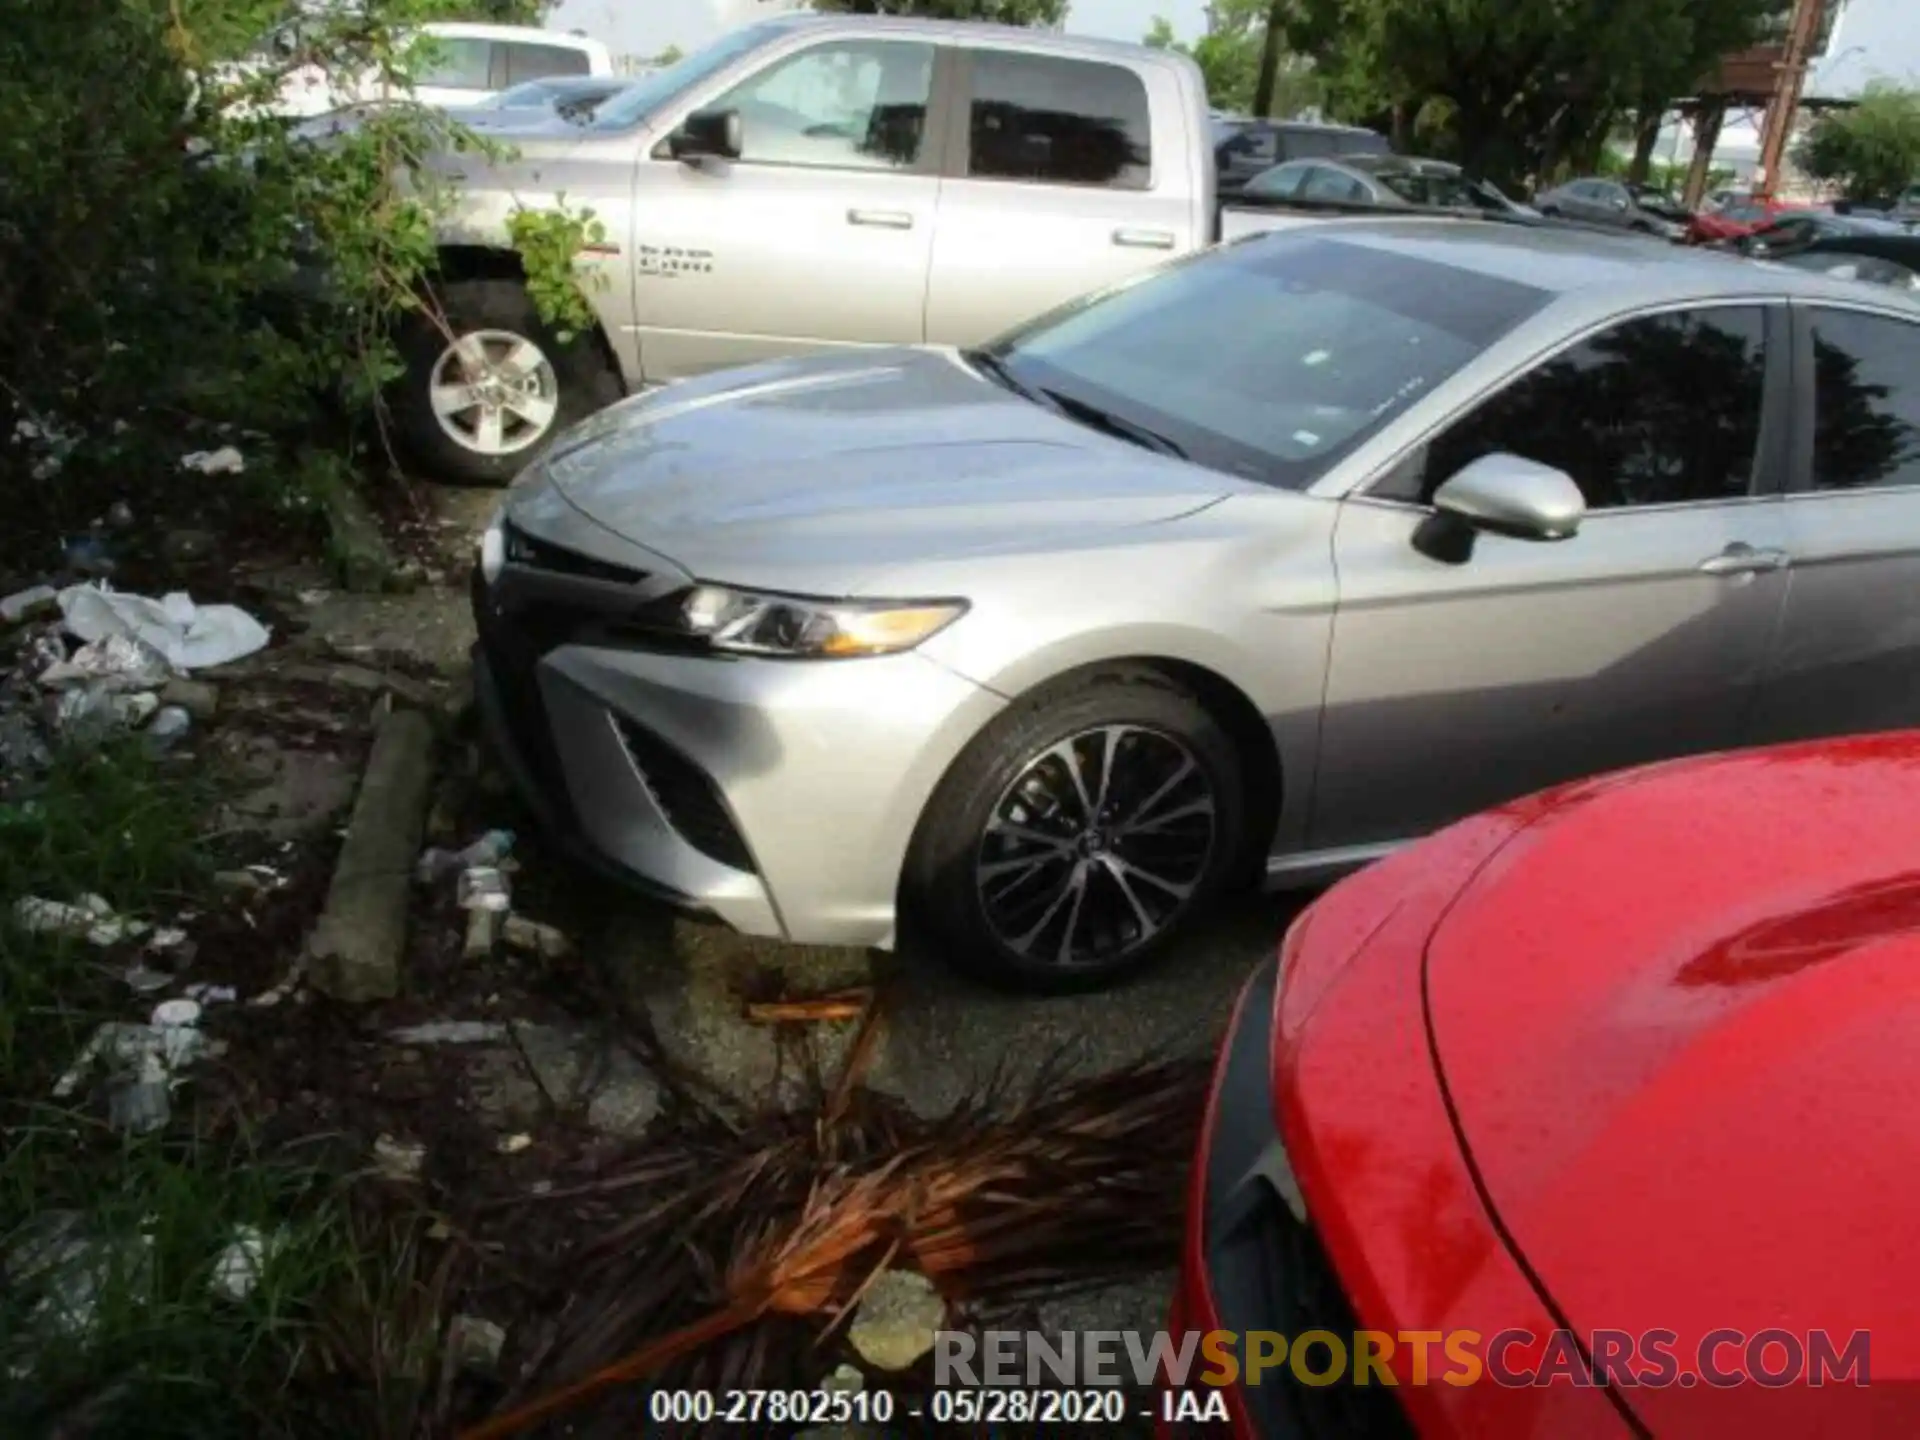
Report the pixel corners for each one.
[644,1387,1170,1427]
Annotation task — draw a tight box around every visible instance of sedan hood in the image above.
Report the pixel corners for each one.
[537,348,1240,594]
[1424,734,1920,1421]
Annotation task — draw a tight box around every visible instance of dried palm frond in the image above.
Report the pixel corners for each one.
[460,993,1207,1440]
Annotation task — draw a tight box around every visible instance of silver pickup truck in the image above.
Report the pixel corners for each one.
[398,14,1243,483]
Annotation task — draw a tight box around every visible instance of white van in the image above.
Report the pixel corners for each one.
[238,20,614,118]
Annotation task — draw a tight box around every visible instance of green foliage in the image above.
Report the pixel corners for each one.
[508,200,610,341]
[1284,0,1776,185]
[428,0,553,20]
[811,0,1068,25]
[0,0,607,553]
[1798,85,1920,202]
[654,43,687,66]
[1144,0,1319,117]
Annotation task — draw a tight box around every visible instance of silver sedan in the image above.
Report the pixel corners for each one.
[473,219,1920,989]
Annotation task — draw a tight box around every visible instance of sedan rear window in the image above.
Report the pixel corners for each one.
[990,235,1548,488]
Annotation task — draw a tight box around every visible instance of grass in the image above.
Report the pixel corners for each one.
[0,742,418,1438]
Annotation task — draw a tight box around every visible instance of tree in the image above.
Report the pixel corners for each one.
[810,0,1066,24]
[1143,0,1317,116]
[654,43,685,65]
[428,0,553,20]
[1798,84,1920,202]
[1283,0,1774,188]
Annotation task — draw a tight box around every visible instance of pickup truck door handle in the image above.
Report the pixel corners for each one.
[1112,227,1176,249]
[1698,542,1791,576]
[847,208,914,230]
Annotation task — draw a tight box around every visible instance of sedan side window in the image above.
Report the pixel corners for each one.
[1301,167,1368,204]
[1243,162,1309,200]
[708,40,934,171]
[1397,307,1769,509]
[1807,308,1920,490]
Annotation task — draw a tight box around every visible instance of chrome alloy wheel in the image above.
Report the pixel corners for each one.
[428,329,560,457]
[975,725,1218,969]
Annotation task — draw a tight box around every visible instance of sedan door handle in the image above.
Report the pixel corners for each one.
[1698,543,1790,576]
[847,208,914,229]
[1112,227,1176,249]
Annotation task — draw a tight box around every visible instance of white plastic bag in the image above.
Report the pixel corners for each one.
[57,583,270,671]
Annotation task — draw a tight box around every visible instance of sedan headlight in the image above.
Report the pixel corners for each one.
[663,584,966,658]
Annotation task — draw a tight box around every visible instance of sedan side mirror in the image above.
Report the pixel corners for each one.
[667,107,741,162]
[1432,452,1585,540]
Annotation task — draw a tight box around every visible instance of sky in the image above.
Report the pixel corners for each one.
[546,0,1213,62]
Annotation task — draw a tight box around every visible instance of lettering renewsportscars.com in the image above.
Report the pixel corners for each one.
[933,1327,1874,1390]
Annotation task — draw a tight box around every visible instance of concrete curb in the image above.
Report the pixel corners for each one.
[308,707,436,1002]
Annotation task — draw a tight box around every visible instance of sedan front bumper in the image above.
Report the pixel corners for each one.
[472,562,1005,948]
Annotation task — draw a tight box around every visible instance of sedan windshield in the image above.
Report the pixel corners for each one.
[988,235,1548,489]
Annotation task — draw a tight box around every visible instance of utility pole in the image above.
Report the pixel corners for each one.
[1754,0,1824,200]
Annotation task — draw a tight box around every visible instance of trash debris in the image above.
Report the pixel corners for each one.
[387,1020,507,1045]
[52,1000,219,1134]
[6,1210,152,1341]
[456,866,511,913]
[847,1269,946,1373]
[464,906,500,960]
[448,1314,508,1374]
[497,1133,533,1155]
[249,967,302,1008]
[144,705,193,753]
[36,633,172,692]
[501,915,572,962]
[1,584,57,625]
[372,1133,425,1183]
[106,500,135,529]
[57,581,270,672]
[184,983,236,1006]
[745,990,872,1026]
[15,893,149,947]
[122,963,174,995]
[210,1225,285,1302]
[0,711,52,774]
[417,828,515,884]
[180,446,245,475]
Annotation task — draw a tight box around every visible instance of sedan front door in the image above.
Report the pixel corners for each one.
[1309,303,1794,851]
[1746,302,1920,742]
[628,37,943,380]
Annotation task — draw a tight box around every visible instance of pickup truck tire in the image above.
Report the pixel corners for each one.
[904,668,1246,993]
[393,279,621,487]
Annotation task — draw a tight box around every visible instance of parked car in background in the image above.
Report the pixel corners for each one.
[476,74,631,121]
[1212,117,1391,196]
[1727,210,1910,259]
[1687,194,1803,245]
[1740,221,1920,293]
[1169,731,1920,1437]
[408,14,1291,482]
[473,217,1920,992]
[1239,154,1541,221]
[227,20,613,118]
[1533,176,1688,239]
[1833,183,1920,223]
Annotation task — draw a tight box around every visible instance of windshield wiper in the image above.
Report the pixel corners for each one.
[1037,387,1189,460]
[963,347,1045,403]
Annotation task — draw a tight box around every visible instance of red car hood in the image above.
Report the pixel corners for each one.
[1425,733,1920,1427]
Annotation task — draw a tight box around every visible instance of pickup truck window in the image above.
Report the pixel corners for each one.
[590,21,780,131]
[990,235,1548,488]
[417,37,492,90]
[965,50,1151,190]
[500,42,592,86]
[708,40,934,171]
